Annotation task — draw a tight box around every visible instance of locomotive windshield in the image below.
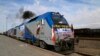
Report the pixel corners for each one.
[52,12,69,25]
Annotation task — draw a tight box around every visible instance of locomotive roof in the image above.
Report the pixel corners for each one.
[15,12,59,28]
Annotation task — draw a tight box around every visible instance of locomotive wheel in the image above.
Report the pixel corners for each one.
[54,46,61,51]
[39,41,47,49]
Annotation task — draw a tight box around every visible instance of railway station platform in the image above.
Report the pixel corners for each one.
[1,35,100,56]
[0,35,64,56]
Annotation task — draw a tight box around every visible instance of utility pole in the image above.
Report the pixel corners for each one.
[6,16,9,35]
[6,16,8,32]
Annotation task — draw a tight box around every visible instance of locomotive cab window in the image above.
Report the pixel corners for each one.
[52,12,69,25]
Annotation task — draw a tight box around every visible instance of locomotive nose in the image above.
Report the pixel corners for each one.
[56,28,73,41]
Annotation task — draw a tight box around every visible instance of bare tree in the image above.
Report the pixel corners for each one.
[16,7,24,19]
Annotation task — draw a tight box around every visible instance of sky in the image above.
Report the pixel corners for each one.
[0,0,100,32]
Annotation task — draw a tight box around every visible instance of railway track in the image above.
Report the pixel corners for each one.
[79,37,100,41]
[54,50,91,56]
[75,52,91,56]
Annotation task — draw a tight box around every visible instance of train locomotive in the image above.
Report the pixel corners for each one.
[5,12,74,51]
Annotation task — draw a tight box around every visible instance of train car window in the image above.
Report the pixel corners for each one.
[14,29,16,35]
[20,25,25,31]
[17,26,20,29]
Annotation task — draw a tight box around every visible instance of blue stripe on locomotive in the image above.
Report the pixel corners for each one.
[23,26,36,42]
[44,12,54,28]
